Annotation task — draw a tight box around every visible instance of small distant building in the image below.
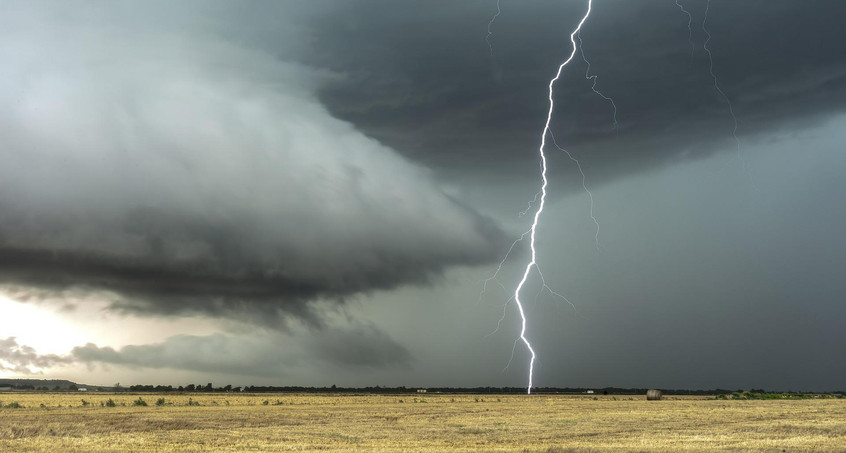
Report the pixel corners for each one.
[585,390,595,394]
[0,386,11,392]
[78,388,88,392]
[416,389,427,394]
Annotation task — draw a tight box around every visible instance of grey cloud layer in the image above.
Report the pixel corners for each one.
[304,1,846,187]
[0,2,503,322]
[72,324,411,376]
[5,1,842,322]
[2,324,411,378]
[3,1,846,391]
[0,337,69,375]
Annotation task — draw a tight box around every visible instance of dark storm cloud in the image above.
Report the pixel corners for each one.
[3,0,845,371]
[305,324,412,368]
[0,1,505,324]
[4,1,845,392]
[302,1,846,187]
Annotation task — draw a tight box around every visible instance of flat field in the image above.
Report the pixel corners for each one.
[1,393,844,452]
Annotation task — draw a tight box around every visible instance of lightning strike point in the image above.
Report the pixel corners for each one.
[512,0,593,394]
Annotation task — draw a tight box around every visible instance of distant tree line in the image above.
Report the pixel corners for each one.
[127,383,235,392]
[3,380,844,395]
[1,384,78,391]
[113,385,846,396]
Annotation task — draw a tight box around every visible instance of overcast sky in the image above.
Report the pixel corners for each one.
[1,0,845,392]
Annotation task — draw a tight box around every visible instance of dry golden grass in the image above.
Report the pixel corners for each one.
[1,393,844,452]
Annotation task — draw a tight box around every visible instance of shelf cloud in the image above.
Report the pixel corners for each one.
[0,2,503,325]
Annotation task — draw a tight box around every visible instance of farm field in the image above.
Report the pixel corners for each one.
[1,393,844,452]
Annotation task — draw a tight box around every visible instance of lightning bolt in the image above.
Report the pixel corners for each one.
[480,0,746,396]
[577,31,618,131]
[549,130,600,251]
[510,0,593,394]
[701,0,745,174]
[486,0,502,58]
[675,0,695,60]
[479,229,530,306]
[518,191,542,218]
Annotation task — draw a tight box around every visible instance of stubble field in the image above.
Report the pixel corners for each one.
[1,393,844,452]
